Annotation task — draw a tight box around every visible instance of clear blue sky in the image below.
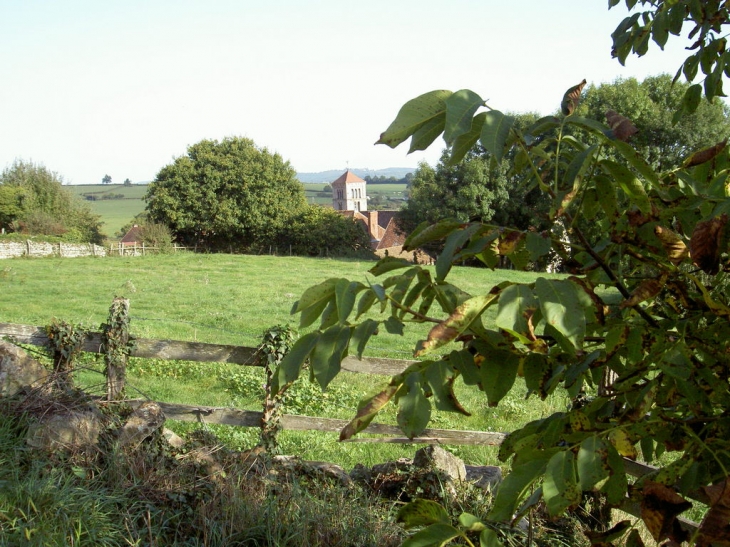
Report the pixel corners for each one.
[0,0,695,184]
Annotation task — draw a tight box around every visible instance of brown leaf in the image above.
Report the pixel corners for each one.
[654,226,689,266]
[497,230,524,255]
[561,79,587,116]
[697,479,730,547]
[620,275,667,309]
[606,110,638,142]
[340,383,400,440]
[684,139,728,168]
[690,214,728,275]
[641,481,692,543]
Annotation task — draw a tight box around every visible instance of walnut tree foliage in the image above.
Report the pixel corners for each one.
[276,2,730,545]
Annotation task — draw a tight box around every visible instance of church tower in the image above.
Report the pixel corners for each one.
[331,170,367,212]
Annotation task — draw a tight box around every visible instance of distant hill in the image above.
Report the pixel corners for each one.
[296,167,414,184]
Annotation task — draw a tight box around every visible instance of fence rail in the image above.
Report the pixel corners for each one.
[0,320,712,537]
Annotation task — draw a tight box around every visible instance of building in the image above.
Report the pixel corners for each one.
[330,170,409,256]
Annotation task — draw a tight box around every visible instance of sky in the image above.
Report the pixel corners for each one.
[0,0,698,184]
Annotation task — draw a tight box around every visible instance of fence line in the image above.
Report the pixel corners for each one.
[0,320,711,536]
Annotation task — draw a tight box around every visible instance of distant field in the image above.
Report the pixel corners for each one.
[68,184,146,238]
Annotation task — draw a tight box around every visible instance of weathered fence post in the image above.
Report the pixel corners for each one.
[102,297,132,400]
[45,319,87,391]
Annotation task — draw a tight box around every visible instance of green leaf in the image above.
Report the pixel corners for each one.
[490,458,547,522]
[292,278,338,314]
[577,436,610,490]
[397,499,451,529]
[534,278,585,351]
[444,89,485,144]
[601,443,627,505]
[480,528,504,547]
[405,219,464,251]
[680,83,703,117]
[369,257,415,277]
[298,296,331,329]
[611,140,660,189]
[565,116,611,138]
[402,523,462,547]
[480,111,516,163]
[458,512,486,532]
[495,284,538,341]
[600,160,651,213]
[355,289,378,319]
[480,349,520,406]
[543,450,581,515]
[351,319,379,359]
[377,90,453,149]
[449,112,486,165]
[523,353,550,396]
[397,373,431,438]
[422,360,471,415]
[436,223,484,281]
[525,231,551,262]
[415,294,498,356]
[336,279,363,324]
[450,349,481,386]
[409,113,447,153]
[309,324,350,390]
[273,332,319,393]
[384,315,405,335]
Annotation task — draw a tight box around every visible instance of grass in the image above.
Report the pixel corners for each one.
[1,253,568,470]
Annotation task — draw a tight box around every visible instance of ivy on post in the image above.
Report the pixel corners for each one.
[101,297,133,400]
[257,325,297,454]
[45,319,87,391]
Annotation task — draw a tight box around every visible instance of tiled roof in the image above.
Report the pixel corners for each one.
[331,170,365,185]
[120,225,143,244]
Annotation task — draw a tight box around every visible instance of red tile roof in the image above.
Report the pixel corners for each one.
[331,170,365,185]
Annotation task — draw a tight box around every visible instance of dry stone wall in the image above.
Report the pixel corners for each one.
[0,241,106,259]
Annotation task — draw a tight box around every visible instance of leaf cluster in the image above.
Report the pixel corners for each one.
[282,78,730,546]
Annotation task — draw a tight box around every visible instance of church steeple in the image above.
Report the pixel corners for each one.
[330,169,367,212]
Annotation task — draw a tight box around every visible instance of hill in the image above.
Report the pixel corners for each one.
[296,167,414,183]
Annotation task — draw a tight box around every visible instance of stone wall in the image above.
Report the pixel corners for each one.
[0,241,106,259]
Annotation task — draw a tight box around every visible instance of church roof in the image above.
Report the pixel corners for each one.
[331,170,365,185]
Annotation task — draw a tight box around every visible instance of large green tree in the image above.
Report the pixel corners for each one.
[0,160,104,243]
[578,74,730,172]
[145,137,307,251]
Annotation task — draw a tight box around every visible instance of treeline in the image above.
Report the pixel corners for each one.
[363,173,412,185]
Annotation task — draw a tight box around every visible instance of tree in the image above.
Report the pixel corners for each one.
[0,160,104,243]
[145,137,307,251]
[276,3,730,545]
[123,178,132,186]
[276,205,374,258]
[102,174,112,185]
[578,74,730,172]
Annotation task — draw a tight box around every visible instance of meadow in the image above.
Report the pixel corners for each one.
[0,253,569,470]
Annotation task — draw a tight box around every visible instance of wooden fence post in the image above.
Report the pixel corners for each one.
[102,297,132,400]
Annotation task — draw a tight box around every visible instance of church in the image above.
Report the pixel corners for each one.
[329,170,406,255]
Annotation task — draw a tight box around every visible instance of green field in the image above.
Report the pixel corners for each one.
[1,253,567,469]
[68,184,147,238]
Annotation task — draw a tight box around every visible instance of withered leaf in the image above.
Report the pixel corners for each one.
[606,110,638,142]
[620,275,667,309]
[697,479,730,547]
[684,139,728,168]
[561,79,587,116]
[641,481,692,543]
[690,214,728,275]
[497,230,524,255]
[654,226,689,266]
[340,383,400,440]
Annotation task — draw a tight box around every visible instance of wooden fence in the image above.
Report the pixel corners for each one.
[0,320,712,538]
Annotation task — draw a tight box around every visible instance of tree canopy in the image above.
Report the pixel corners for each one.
[578,74,730,172]
[0,160,104,243]
[145,137,307,251]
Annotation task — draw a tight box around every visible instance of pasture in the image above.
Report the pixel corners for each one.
[0,253,568,469]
